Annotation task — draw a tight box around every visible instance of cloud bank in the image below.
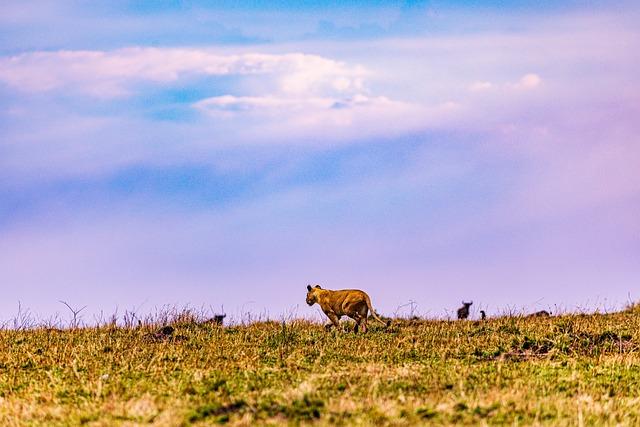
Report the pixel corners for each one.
[0,49,366,98]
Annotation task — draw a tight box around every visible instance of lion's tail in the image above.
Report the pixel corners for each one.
[365,294,391,327]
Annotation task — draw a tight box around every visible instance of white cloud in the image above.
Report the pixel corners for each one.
[518,73,541,88]
[194,93,397,115]
[192,93,452,143]
[194,95,335,114]
[468,74,541,93]
[275,53,367,96]
[0,48,367,98]
[509,73,542,90]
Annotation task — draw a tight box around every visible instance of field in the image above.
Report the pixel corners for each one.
[1,306,640,426]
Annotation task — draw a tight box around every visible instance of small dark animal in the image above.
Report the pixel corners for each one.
[144,325,174,342]
[203,314,227,326]
[457,301,473,320]
[528,310,551,318]
[480,310,486,320]
[158,325,174,336]
[145,325,187,343]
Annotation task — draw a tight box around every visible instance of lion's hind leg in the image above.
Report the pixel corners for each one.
[350,304,369,334]
[353,316,367,333]
[352,312,368,333]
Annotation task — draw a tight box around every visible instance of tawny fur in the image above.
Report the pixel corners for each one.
[305,284,388,333]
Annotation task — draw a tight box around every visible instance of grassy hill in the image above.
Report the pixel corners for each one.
[1,306,640,426]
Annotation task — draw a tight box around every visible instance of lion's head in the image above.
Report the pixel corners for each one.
[305,284,322,306]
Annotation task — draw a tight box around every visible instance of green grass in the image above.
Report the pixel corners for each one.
[1,306,640,425]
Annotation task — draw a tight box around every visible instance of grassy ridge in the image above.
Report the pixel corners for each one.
[1,306,640,426]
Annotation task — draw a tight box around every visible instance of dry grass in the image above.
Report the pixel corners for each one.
[1,307,640,425]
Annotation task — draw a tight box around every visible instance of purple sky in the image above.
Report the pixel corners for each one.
[0,1,639,325]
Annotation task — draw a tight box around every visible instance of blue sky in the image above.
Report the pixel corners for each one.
[1,1,639,324]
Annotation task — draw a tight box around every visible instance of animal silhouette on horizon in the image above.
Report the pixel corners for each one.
[203,314,226,326]
[528,310,551,318]
[457,301,473,320]
[480,310,486,320]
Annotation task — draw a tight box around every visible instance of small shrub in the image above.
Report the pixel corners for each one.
[416,406,437,419]
[454,402,468,412]
[186,401,246,423]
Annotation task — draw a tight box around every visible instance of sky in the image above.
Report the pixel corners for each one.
[1,1,639,325]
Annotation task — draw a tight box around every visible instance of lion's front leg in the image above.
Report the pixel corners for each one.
[324,312,340,331]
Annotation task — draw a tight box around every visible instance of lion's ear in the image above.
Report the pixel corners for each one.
[306,285,312,291]
[315,284,321,289]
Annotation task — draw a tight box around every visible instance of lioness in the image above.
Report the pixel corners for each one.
[305,284,389,333]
